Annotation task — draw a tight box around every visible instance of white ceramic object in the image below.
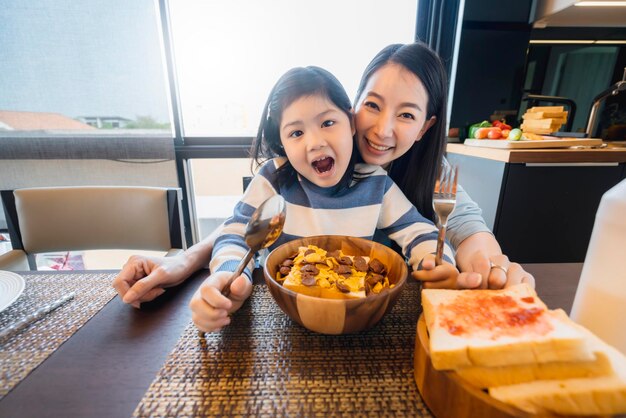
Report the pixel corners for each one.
[571,178,626,354]
[0,270,26,313]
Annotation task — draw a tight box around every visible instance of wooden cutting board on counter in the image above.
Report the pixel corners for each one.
[413,315,599,418]
[464,137,603,149]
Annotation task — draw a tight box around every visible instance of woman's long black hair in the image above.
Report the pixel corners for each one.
[250,66,358,188]
[354,42,448,222]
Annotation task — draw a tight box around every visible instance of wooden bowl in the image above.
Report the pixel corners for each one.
[263,235,408,335]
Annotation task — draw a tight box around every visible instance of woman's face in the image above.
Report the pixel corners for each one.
[354,63,435,167]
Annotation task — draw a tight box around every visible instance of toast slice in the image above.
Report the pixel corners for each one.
[522,111,568,120]
[521,118,567,129]
[422,284,594,370]
[489,321,626,415]
[456,310,613,387]
[527,106,565,113]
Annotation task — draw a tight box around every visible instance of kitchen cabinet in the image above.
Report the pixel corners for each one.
[447,144,626,263]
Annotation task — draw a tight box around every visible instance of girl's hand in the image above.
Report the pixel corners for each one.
[189,271,252,333]
[455,251,535,290]
[412,254,462,289]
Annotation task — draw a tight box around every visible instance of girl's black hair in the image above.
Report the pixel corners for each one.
[354,42,448,222]
[251,66,358,187]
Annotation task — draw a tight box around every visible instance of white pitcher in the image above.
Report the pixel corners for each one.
[571,178,626,354]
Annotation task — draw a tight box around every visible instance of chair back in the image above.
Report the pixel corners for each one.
[1,186,184,255]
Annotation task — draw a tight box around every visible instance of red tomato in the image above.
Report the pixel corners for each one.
[492,120,512,131]
[487,127,502,139]
[501,129,511,139]
[475,127,489,139]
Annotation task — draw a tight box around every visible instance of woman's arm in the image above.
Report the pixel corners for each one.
[445,183,492,249]
[113,225,222,306]
[433,176,535,289]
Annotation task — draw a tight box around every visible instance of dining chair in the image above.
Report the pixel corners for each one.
[0,186,185,271]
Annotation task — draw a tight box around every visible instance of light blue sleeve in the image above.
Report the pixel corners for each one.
[446,183,492,249]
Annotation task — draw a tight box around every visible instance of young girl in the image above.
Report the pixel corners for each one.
[189,66,457,332]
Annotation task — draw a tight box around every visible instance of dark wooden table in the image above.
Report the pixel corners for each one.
[0,264,583,418]
[0,269,207,418]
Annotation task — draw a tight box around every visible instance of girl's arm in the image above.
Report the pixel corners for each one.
[210,196,271,281]
[191,166,279,333]
[209,159,283,279]
[190,207,254,333]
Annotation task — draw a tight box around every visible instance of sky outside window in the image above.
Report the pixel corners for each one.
[169,0,417,137]
[0,0,170,132]
[0,0,417,135]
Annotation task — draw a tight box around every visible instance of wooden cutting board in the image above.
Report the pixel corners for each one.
[464,137,603,149]
[413,315,600,418]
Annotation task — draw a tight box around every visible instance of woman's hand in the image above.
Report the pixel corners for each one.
[453,232,535,289]
[411,252,534,290]
[412,254,462,289]
[189,272,252,333]
[456,251,535,289]
[112,254,190,308]
[113,229,221,308]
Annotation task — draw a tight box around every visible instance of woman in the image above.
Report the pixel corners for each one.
[352,42,534,290]
[113,42,534,307]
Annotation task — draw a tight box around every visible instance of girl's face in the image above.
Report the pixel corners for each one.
[279,94,354,188]
[354,63,435,168]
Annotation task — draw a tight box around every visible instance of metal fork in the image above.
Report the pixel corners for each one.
[433,163,458,265]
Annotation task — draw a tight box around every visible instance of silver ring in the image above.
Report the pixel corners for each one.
[490,261,508,275]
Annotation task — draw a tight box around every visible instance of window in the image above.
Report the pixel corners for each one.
[168,0,418,138]
[165,1,419,241]
[0,0,171,134]
[524,44,621,133]
[1,0,421,250]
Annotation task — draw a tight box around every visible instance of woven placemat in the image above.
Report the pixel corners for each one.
[0,272,117,398]
[134,281,432,417]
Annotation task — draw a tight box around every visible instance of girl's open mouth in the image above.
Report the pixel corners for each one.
[312,156,335,174]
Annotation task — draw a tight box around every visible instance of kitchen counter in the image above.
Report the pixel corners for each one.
[447,142,626,163]
[446,143,626,263]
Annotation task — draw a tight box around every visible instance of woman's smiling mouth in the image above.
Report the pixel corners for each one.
[365,138,393,152]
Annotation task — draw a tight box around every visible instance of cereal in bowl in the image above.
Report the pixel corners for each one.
[275,245,394,299]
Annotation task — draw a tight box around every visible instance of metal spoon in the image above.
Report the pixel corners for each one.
[221,194,286,297]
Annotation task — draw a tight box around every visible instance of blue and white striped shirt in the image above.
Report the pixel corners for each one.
[210,158,455,279]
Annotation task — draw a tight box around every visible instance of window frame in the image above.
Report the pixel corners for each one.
[2,0,461,248]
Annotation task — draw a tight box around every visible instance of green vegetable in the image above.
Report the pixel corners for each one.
[468,120,492,139]
[509,128,522,141]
